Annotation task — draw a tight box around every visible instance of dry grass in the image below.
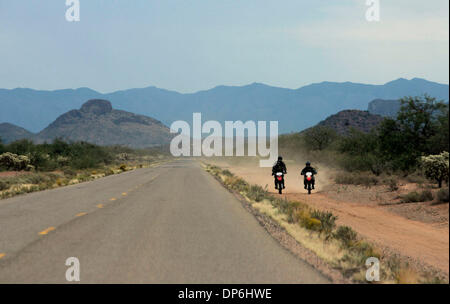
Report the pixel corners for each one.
[205,163,448,284]
[0,162,159,200]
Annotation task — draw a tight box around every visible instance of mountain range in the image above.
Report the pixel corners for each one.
[1,100,173,147]
[315,110,384,135]
[0,78,448,135]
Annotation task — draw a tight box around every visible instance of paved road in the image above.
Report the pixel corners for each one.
[0,160,328,283]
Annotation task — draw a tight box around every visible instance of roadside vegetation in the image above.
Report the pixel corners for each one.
[279,95,449,203]
[0,138,168,199]
[205,164,447,284]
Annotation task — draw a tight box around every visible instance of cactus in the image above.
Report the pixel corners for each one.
[0,152,30,171]
[421,152,449,188]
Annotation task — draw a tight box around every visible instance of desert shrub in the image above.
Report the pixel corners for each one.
[303,126,338,151]
[351,241,380,263]
[401,190,434,203]
[301,217,322,231]
[0,152,30,171]
[405,172,427,184]
[310,210,337,238]
[0,180,9,191]
[222,169,233,177]
[223,176,248,192]
[335,172,379,187]
[286,201,307,223]
[334,226,358,248]
[386,177,399,191]
[2,139,114,171]
[421,152,449,188]
[421,190,434,201]
[271,197,290,214]
[24,174,47,185]
[436,188,449,203]
[119,164,127,171]
[55,178,65,186]
[247,185,267,202]
[63,168,77,177]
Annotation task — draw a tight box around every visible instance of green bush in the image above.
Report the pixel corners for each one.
[1,139,114,171]
[436,188,449,203]
[271,197,290,214]
[335,172,379,187]
[387,177,399,192]
[352,241,380,263]
[310,210,337,238]
[0,180,9,191]
[401,190,434,203]
[222,169,233,177]
[334,226,358,248]
[302,217,322,231]
[286,201,305,223]
[247,185,267,202]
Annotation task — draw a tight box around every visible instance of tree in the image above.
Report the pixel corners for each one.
[337,129,384,174]
[397,95,447,151]
[421,152,449,188]
[428,104,449,154]
[378,95,448,171]
[303,126,338,151]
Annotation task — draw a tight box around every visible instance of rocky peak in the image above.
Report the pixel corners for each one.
[80,99,113,115]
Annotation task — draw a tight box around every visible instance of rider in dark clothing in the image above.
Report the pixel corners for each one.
[272,156,287,189]
[301,161,317,190]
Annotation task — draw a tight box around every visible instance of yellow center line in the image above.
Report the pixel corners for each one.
[0,253,5,259]
[122,192,127,196]
[110,198,116,201]
[97,204,104,208]
[39,227,56,235]
[76,212,87,217]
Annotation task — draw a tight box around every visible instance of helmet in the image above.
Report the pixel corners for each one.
[306,161,311,166]
[278,156,283,161]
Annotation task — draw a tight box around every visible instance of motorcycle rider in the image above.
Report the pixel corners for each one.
[272,156,287,189]
[301,161,317,190]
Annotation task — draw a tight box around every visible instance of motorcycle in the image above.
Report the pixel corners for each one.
[275,172,285,194]
[305,172,314,194]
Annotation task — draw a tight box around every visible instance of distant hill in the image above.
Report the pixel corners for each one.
[368,99,401,117]
[0,123,34,144]
[34,99,173,148]
[0,78,448,134]
[314,110,384,135]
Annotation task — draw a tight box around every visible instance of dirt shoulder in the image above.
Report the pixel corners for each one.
[210,159,449,277]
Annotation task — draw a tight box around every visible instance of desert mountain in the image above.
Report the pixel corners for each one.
[34,99,173,148]
[315,110,384,135]
[368,99,401,117]
[0,123,35,144]
[0,78,448,134]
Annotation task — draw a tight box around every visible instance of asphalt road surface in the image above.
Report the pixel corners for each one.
[0,160,329,283]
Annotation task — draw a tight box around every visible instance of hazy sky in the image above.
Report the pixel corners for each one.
[0,0,448,93]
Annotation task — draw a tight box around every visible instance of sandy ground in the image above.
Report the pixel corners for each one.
[208,158,449,276]
[0,171,31,178]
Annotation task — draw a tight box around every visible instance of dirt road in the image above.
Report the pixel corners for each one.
[220,161,449,276]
